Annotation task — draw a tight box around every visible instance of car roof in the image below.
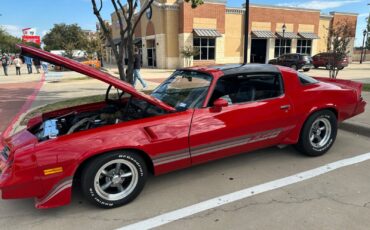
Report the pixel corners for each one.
[182,64,281,79]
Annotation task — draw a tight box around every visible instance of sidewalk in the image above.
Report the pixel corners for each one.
[339,92,370,137]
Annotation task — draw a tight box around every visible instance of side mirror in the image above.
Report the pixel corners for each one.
[213,98,228,108]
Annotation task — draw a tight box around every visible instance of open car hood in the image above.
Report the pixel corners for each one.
[18,44,176,112]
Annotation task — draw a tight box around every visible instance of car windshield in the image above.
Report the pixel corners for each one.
[151,70,212,110]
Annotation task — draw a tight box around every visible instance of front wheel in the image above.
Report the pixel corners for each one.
[303,68,310,72]
[81,151,148,208]
[295,110,337,156]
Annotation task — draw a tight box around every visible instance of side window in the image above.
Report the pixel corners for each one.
[208,73,284,106]
[297,72,319,85]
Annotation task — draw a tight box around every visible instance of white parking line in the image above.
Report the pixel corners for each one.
[118,152,370,230]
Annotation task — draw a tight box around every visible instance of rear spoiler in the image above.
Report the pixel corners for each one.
[314,77,363,100]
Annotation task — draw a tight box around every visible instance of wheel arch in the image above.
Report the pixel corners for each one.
[73,148,155,186]
[283,106,338,144]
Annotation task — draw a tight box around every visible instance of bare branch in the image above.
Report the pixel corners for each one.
[133,0,154,32]
[117,0,129,23]
[92,0,118,59]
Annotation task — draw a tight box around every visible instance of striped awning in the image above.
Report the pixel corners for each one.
[251,31,276,38]
[298,32,320,39]
[276,32,300,39]
[193,29,222,37]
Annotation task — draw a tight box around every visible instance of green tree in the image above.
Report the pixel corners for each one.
[42,24,89,53]
[86,37,101,57]
[0,27,22,53]
[92,0,203,83]
[327,20,355,78]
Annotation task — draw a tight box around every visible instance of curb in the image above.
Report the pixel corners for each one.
[339,121,370,137]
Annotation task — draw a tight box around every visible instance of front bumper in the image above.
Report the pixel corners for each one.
[0,144,43,200]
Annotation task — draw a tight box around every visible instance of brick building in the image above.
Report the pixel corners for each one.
[105,0,358,68]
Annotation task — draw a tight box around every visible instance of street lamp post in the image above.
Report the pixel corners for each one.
[360,29,367,64]
[282,23,286,56]
[243,0,250,64]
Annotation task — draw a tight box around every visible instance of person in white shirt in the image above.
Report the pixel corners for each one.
[13,55,22,76]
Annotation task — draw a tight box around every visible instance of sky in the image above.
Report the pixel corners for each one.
[0,0,369,46]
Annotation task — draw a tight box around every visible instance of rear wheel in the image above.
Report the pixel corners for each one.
[314,65,319,69]
[303,68,310,72]
[295,110,337,156]
[81,151,147,208]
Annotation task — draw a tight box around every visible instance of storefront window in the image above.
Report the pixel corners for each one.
[193,37,216,60]
[297,39,312,55]
[274,39,291,57]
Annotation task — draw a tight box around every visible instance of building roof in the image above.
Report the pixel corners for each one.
[193,29,222,37]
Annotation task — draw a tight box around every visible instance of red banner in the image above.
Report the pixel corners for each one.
[22,35,41,45]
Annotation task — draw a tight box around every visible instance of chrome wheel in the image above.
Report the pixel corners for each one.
[309,118,332,148]
[94,159,138,201]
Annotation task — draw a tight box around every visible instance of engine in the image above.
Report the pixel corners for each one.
[32,98,166,141]
[34,105,124,141]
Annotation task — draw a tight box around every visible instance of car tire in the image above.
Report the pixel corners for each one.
[314,65,319,69]
[303,68,310,72]
[291,65,297,70]
[81,151,148,208]
[295,110,337,157]
[338,66,344,70]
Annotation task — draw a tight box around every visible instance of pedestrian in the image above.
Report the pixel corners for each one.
[13,55,22,76]
[24,56,33,74]
[1,53,10,76]
[133,48,147,89]
[41,61,49,74]
[33,58,41,74]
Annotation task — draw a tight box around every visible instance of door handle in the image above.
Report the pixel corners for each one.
[280,105,291,110]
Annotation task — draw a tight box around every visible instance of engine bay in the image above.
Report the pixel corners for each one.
[32,97,166,141]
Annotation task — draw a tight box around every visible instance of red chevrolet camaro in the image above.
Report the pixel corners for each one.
[0,45,366,209]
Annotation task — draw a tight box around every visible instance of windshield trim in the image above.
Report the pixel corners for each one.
[151,70,214,111]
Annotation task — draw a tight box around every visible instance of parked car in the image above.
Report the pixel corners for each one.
[74,57,101,69]
[312,52,349,70]
[0,45,366,209]
[268,53,313,72]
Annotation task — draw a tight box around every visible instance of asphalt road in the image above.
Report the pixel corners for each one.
[0,81,40,135]
[0,130,369,230]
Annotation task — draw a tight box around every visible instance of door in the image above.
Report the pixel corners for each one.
[189,73,295,165]
[146,39,157,68]
[251,39,267,63]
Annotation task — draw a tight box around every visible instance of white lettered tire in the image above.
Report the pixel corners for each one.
[295,110,337,156]
[81,151,147,208]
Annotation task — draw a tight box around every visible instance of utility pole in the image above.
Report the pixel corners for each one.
[360,29,367,64]
[243,0,249,64]
[363,3,370,62]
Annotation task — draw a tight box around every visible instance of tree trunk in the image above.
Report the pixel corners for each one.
[117,57,126,81]
[126,33,135,85]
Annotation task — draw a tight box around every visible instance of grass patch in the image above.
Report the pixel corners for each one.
[363,83,370,92]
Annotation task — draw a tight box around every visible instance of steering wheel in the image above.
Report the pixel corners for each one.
[105,85,125,105]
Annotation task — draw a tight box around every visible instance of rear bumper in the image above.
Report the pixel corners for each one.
[354,99,366,116]
[301,64,313,69]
